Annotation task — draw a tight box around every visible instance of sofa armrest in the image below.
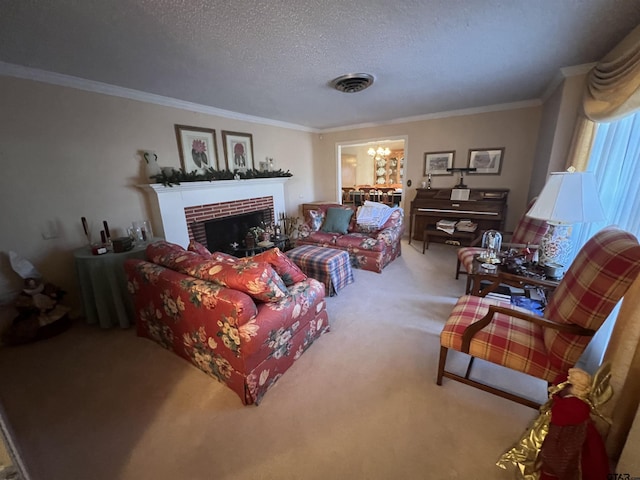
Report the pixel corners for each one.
[374,209,405,242]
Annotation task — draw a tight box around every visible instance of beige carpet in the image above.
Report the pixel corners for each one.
[0,240,548,480]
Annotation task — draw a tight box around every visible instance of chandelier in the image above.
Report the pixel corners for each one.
[367,146,390,160]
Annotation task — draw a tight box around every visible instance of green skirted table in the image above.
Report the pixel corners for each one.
[74,243,150,328]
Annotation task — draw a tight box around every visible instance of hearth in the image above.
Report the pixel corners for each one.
[204,209,272,253]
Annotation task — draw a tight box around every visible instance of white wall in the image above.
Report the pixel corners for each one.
[0,76,316,312]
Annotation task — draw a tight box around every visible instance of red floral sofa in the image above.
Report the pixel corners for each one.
[296,203,404,273]
[124,241,329,405]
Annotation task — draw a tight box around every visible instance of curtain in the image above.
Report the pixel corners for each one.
[561,23,640,464]
[564,116,597,171]
[565,23,640,171]
[603,275,640,463]
[571,113,640,248]
[583,23,640,122]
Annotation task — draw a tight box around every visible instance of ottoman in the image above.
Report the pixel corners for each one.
[286,245,354,296]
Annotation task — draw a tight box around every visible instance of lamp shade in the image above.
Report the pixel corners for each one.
[526,171,606,223]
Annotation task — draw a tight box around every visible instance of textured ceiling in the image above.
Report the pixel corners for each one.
[1,0,639,130]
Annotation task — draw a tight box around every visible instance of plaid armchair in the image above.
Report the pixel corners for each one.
[455,197,548,293]
[438,227,640,408]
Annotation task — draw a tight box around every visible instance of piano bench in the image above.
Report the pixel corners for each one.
[423,227,478,253]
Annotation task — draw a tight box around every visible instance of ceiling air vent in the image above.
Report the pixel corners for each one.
[330,73,374,93]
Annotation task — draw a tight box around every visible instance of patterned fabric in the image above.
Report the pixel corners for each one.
[457,247,485,274]
[441,295,558,380]
[287,245,354,296]
[335,233,385,252]
[188,240,212,257]
[543,227,640,371]
[248,247,308,286]
[510,215,548,245]
[296,204,404,273]
[307,210,325,231]
[147,241,289,303]
[441,227,640,383]
[456,198,548,275]
[124,256,329,405]
[187,259,289,303]
[210,251,239,264]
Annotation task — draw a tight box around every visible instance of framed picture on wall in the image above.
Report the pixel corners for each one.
[467,148,504,175]
[424,151,455,176]
[222,131,254,172]
[175,125,219,172]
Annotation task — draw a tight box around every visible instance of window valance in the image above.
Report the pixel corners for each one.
[584,23,640,122]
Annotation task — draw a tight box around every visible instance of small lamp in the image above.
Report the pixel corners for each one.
[526,169,606,273]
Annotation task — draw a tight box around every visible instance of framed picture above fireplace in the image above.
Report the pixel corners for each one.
[175,125,219,173]
[222,131,254,172]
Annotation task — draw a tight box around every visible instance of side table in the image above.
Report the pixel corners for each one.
[468,255,559,301]
[74,243,150,328]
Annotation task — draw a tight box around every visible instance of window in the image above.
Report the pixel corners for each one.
[573,111,640,248]
[573,111,640,369]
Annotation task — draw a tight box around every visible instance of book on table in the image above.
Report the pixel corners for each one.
[456,219,478,232]
[436,219,457,234]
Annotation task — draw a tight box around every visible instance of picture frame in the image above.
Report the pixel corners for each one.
[175,125,219,172]
[424,151,455,176]
[222,131,254,172]
[467,148,504,175]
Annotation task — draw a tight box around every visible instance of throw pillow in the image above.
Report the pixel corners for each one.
[248,248,307,286]
[211,251,238,264]
[321,207,354,234]
[307,210,325,232]
[187,240,211,257]
[187,259,289,303]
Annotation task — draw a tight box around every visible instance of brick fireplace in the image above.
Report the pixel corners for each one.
[187,197,273,246]
[142,178,289,247]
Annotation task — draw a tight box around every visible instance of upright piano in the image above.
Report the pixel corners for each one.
[409,187,509,248]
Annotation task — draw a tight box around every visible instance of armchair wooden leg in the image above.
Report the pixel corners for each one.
[455,258,461,279]
[436,346,448,385]
[464,356,475,379]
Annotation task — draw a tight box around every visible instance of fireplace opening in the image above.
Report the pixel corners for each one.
[204,209,272,253]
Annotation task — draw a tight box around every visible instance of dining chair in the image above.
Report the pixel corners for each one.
[438,227,640,408]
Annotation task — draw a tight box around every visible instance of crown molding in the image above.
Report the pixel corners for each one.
[540,63,596,103]
[2,61,589,135]
[319,99,542,133]
[0,61,315,133]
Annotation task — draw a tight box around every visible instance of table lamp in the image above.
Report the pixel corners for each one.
[526,169,606,273]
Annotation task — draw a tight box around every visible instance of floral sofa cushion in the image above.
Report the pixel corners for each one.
[148,241,289,303]
[188,239,212,257]
[249,248,308,286]
[334,233,386,252]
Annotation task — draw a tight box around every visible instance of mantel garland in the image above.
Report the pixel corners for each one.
[150,167,293,187]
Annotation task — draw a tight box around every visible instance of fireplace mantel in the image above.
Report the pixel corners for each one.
[141,178,289,247]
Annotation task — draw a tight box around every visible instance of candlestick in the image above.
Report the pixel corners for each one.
[81,216,91,244]
[102,220,111,239]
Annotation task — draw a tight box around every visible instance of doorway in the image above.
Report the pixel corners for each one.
[336,136,408,209]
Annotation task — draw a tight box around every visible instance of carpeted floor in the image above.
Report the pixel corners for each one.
[0,239,548,479]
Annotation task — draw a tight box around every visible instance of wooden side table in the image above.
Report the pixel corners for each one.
[468,255,559,299]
